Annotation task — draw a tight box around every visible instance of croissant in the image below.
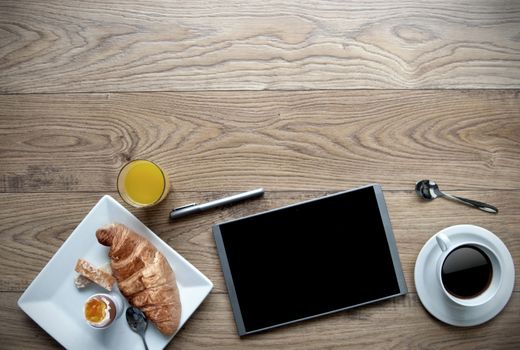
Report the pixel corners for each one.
[96,223,181,335]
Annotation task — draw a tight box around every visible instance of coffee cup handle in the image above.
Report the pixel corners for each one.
[435,233,451,252]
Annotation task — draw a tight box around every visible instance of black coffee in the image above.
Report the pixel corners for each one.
[441,245,492,299]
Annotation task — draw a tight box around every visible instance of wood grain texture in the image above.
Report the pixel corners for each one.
[1,1,520,348]
[1,0,520,93]
[2,291,519,350]
[1,191,518,294]
[1,90,519,193]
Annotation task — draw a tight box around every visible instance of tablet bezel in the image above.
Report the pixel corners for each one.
[213,184,407,336]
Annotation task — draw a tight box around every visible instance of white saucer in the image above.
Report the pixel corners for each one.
[414,224,515,327]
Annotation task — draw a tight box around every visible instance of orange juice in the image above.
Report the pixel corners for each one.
[117,160,170,207]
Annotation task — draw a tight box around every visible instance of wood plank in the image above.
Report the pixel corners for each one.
[2,291,519,349]
[1,191,518,294]
[1,0,519,93]
[1,90,519,193]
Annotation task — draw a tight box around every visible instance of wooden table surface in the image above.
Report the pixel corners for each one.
[1,1,519,349]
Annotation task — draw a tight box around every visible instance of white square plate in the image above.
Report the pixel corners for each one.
[18,195,213,350]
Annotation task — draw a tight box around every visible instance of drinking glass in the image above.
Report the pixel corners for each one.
[117,159,170,208]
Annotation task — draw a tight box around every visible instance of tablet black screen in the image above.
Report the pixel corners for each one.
[215,185,406,335]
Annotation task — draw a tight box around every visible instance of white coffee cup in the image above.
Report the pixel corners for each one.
[435,232,502,308]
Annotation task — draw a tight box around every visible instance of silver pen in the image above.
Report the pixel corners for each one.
[169,188,264,220]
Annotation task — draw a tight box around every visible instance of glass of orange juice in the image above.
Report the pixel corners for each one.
[117,160,170,207]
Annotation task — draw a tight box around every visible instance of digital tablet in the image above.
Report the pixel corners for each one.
[213,184,407,336]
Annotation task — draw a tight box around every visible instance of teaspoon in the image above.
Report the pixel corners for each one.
[415,180,498,214]
[126,307,149,350]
